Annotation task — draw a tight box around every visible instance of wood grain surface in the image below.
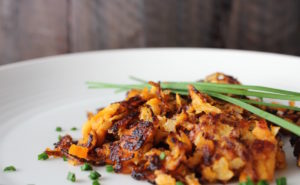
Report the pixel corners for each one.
[0,0,299,65]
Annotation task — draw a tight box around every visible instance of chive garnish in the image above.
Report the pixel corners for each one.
[63,156,67,161]
[246,177,255,185]
[176,181,184,185]
[208,92,300,136]
[238,99,300,111]
[81,163,93,171]
[105,165,114,172]
[92,180,100,185]
[276,177,287,185]
[89,170,101,180]
[58,135,62,141]
[86,81,300,98]
[67,172,76,182]
[71,127,77,131]
[38,152,49,160]
[86,79,300,136]
[56,127,62,132]
[3,165,16,172]
[239,177,255,185]
[257,180,269,185]
[159,152,166,160]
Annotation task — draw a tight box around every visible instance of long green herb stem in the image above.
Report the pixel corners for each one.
[238,99,300,111]
[160,83,300,101]
[166,81,300,96]
[207,92,300,136]
[86,80,300,136]
[87,81,300,101]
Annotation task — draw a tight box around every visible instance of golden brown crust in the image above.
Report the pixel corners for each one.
[47,73,297,184]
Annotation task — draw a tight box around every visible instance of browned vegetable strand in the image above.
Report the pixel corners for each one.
[46,73,300,185]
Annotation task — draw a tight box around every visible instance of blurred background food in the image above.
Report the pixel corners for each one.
[0,0,300,65]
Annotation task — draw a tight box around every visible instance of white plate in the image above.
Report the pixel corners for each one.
[0,48,299,185]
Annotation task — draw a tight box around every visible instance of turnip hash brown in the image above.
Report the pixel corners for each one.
[45,73,300,185]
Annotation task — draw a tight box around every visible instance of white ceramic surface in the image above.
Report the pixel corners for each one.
[0,48,299,185]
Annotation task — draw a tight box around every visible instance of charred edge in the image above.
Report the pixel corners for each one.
[148,155,161,171]
[86,134,94,148]
[290,135,300,158]
[123,121,153,151]
[54,135,73,152]
[131,170,146,180]
[121,96,146,110]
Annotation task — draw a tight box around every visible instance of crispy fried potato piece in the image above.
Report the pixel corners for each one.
[51,73,291,185]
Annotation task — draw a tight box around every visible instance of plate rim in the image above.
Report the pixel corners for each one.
[1,48,300,71]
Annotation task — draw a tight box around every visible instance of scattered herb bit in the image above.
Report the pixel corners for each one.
[56,126,62,132]
[63,156,67,161]
[89,171,101,180]
[38,152,49,160]
[246,177,255,185]
[159,152,166,160]
[58,135,62,141]
[67,172,76,182]
[176,181,184,185]
[71,127,77,131]
[276,177,287,185]
[105,165,114,173]
[3,165,16,172]
[81,163,93,171]
[257,180,269,185]
[92,180,100,185]
[239,177,255,185]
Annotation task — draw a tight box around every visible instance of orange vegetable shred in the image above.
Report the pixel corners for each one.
[68,144,88,159]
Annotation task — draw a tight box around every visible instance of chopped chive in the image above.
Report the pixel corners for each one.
[176,181,184,185]
[56,127,62,132]
[38,152,49,160]
[89,170,101,180]
[58,135,62,141]
[92,180,100,185]
[238,177,255,185]
[71,127,77,131]
[276,177,287,185]
[246,177,255,185]
[159,152,166,160]
[105,165,114,173]
[239,177,257,185]
[81,163,93,171]
[3,165,16,172]
[63,156,67,161]
[257,180,269,185]
[67,172,76,182]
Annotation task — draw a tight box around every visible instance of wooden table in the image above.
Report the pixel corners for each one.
[0,0,299,65]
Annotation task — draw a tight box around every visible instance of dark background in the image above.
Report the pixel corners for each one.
[0,0,300,65]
